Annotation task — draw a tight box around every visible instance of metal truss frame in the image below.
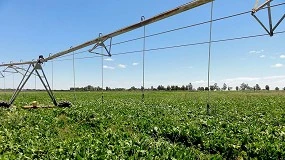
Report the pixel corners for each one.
[252,0,285,36]
[3,57,57,107]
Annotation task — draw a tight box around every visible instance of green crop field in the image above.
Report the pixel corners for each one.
[1,91,285,159]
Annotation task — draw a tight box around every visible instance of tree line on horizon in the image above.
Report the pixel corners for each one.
[69,83,285,91]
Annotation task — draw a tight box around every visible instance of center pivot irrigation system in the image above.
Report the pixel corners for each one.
[0,0,284,108]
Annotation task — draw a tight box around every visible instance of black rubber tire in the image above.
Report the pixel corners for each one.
[57,101,72,108]
[0,101,10,108]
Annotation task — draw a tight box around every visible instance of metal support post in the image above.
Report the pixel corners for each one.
[141,16,146,102]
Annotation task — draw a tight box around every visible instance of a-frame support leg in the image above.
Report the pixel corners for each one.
[8,63,58,107]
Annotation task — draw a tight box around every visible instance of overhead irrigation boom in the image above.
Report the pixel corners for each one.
[0,0,213,67]
[0,0,213,107]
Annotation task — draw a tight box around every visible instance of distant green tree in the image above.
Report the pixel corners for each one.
[222,83,227,91]
[175,86,179,90]
[85,85,94,91]
[255,84,261,90]
[213,83,220,91]
[166,85,171,91]
[188,83,193,91]
[197,87,205,91]
[275,87,279,91]
[130,86,137,90]
[185,85,189,90]
[240,83,249,90]
[265,85,270,91]
[157,85,165,90]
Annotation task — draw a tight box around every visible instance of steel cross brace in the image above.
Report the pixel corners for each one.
[252,0,285,36]
[3,65,37,77]
[8,62,57,106]
[88,33,112,57]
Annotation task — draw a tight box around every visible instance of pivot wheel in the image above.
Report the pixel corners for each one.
[0,101,10,108]
[57,101,72,108]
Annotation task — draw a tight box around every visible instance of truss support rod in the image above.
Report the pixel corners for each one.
[34,64,57,106]
[0,71,4,78]
[267,3,273,36]
[252,0,272,13]
[6,65,37,77]
[251,13,271,35]
[273,14,285,32]
[89,34,113,57]
[0,0,212,67]
[9,64,33,105]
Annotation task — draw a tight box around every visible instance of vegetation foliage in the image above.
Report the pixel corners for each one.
[0,91,285,159]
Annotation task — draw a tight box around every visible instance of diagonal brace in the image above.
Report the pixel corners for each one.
[9,64,34,105]
[34,63,57,106]
[251,13,271,35]
[89,35,112,57]
[272,14,285,32]
[3,66,18,74]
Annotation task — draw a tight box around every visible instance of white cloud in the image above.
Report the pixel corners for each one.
[271,63,283,68]
[223,75,285,82]
[118,64,126,68]
[224,77,261,82]
[104,58,114,61]
[132,62,139,66]
[193,80,206,84]
[280,55,285,59]
[219,75,285,89]
[249,49,264,54]
[263,75,285,80]
[260,55,265,58]
[103,65,115,70]
[192,80,215,84]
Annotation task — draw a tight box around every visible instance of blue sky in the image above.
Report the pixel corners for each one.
[0,0,284,90]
